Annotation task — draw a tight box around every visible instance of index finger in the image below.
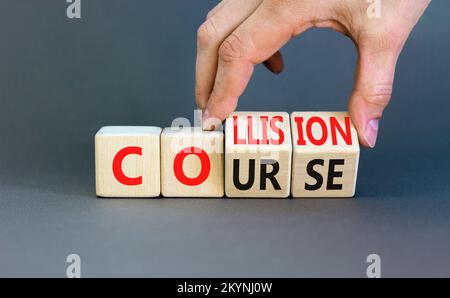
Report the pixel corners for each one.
[203,1,312,129]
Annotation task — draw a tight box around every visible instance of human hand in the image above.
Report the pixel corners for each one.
[196,0,431,147]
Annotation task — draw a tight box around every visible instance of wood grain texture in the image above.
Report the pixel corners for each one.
[225,112,292,198]
[160,127,224,197]
[290,112,359,198]
[95,126,161,198]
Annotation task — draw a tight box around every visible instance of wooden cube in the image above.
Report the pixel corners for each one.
[95,126,161,198]
[290,112,359,198]
[225,112,292,198]
[160,127,224,197]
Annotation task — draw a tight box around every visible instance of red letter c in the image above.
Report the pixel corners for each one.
[112,146,143,186]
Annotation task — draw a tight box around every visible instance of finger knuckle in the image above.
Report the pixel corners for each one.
[377,36,403,54]
[362,29,406,55]
[385,31,406,53]
[264,0,293,18]
[363,83,393,107]
[206,10,214,20]
[197,20,219,49]
[218,34,245,63]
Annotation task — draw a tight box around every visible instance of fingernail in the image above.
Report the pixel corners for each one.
[364,119,379,148]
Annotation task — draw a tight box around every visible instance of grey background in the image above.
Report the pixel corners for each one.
[0,0,449,277]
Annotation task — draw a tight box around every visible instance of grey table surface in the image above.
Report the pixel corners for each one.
[0,1,449,277]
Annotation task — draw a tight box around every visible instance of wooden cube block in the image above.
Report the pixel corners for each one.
[160,127,224,197]
[95,126,161,197]
[225,112,292,198]
[290,112,359,198]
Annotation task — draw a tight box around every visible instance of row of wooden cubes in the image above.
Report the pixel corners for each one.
[95,112,359,198]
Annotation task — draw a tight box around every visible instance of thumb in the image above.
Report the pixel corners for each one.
[349,45,401,148]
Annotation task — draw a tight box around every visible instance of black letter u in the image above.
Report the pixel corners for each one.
[233,159,255,190]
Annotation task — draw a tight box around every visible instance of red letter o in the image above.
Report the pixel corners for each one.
[173,147,211,186]
[307,117,328,146]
